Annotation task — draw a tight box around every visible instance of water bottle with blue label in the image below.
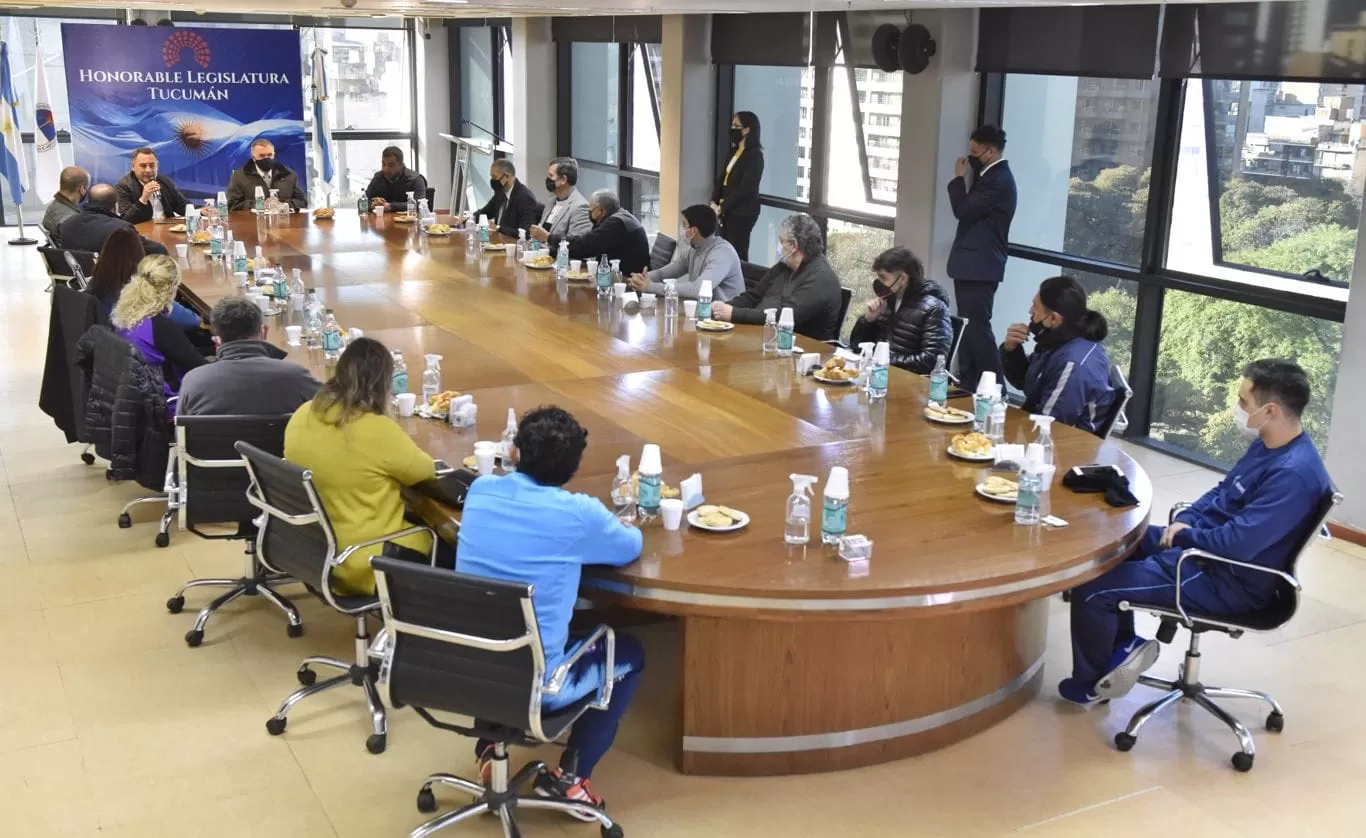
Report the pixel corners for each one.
[321,309,344,361]
[272,272,288,304]
[821,466,849,546]
[929,354,949,406]
[1014,445,1044,526]
[776,307,795,353]
[868,341,890,400]
[391,351,409,396]
[696,280,713,321]
[596,253,612,298]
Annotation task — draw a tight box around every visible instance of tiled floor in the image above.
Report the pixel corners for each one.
[4,242,1365,836]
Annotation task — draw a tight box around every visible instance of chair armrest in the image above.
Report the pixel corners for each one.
[1172,548,1301,625]
[334,525,438,568]
[1168,502,1191,525]
[543,624,616,711]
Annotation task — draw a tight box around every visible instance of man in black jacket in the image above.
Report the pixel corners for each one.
[226,139,307,211]
[849,246,952,374]
[55,184,168,255]
[711,213,842,342]
[115,147,189,224]
[946,124,1016,392]
[363,146,428,213]
[544,189,651,276]
[464,159,539,238]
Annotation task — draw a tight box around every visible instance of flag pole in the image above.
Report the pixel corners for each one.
[8,205,37,246]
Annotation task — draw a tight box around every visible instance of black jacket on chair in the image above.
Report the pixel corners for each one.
[40,283,104,443]
[546,208,651,276]
[945,161,1017,284]
[473,180,541,239]
[848,277,953,374]
[74,325,171,491]
[55,207,168,256]
[711,144,764,220]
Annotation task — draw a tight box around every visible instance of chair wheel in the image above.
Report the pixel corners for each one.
[184,629,203,647]
[266,716,287,736]
[81,451,95,465]
[1266,711,1284,733]
[1232,751,1254,772]
[366,733,387,754]
[118,513,132,528]
[601,824,624,838]
[286,623,304,639]
[1114,732,1137,752]
[166,596,185,614]
[155,531,170,548]
[296,667,317,686]
[416,788,437,813]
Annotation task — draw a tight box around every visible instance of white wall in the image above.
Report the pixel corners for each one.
[658,14,714,230]
[510,17,555,187]
[416,23,451,211]
[1324,204,1366,529]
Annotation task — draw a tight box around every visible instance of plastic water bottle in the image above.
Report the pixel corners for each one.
[1032,415,1057,468]
[304,289,324,340]
[290,269,306,310]
[555,240,570,277]
[406,191,416,212]
[391,351,408,396]
[233,242,247,275]
[209,223,224,258]
[762,309,778,353]
[611,455,637,525]
[777,307,795,354]
[1015,445,1044,526]
[268,188,282,213]
[821,466,849,546]
[664,279,679,319]
[216,190,228,213]
[499,408,519,473]
[785,473,818,545]
[358,195,371,213]
[868,341,889,400]
[596,253,612,298]
[272,270,288,302]
[477,217,490,247]
[929,354,949,407]
[637,444,662,520]
[515,229,528,259]
[696,280,714,321]
[253,185,265,213]
[320,309,344,361]
[421,355,443,404]
[185,206,198,235]
[150,189,164,220]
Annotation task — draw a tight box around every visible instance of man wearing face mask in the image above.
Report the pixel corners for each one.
[1060,359,1331,707]
[42,166,90,240]
[541,189,650,275]
[463,159,540,239]
[627,204,743,301]
[849,246,952,373]
[711,213,842,341]
[530,157,592,241]
[1000,275,1114,435]
[226,139,308,211]
[946,124,1016,393]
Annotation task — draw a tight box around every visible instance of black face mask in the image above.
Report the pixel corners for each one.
[491,177,505,192]
[1028,320,1048,338]
[545,177,559,193]
[729,127,743,144]
[968,155,986,176]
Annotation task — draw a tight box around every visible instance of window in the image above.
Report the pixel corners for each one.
[630,176,660,235]
[825,58,903,216]
[733,64,811,202]
[629,43,660,172]
[1151,291,1341,463]
[576,166,619,200]
[1001,74,1159,266]
[826,220,895,340]
[1167,79,1361,296]
[570,42,619,165]
[309,138,414,208]
[305,28,410,132]
[459,27,497,143]
[748,204,797,268]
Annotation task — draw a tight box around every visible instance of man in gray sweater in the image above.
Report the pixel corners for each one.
[178,298,321,416]
[628,204,744,301]
[711,213,844,341]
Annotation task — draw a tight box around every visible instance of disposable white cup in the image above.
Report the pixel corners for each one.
[660,498,684,531]
[570,259,582,273]
[285,325,302,346]
[474,441,497,475]
[232,271,248,287]
[175,243,189,260]
[289,293,304,312]
[373,204,386,217]
[395,393,416,417]
[586,260,599,276]
[684,300,698,319]
[613,282,627,298]
[248,293,269,313]
[348,327,364,340]
[641,293,657,309]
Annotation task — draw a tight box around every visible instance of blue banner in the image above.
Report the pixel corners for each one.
[61,23,305,199]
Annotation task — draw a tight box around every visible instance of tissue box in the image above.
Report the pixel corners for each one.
[679,473,704,510]
[797,353,822,375]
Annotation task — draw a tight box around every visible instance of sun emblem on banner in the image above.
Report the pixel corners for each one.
[162,31,212,69]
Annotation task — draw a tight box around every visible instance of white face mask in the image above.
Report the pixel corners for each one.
[1233,402,1266,439]
[679,225,691,245]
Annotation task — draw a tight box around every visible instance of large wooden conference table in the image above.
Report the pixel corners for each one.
[144,211,1152,777]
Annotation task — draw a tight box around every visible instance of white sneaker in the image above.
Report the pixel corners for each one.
[1095,638,1160,699]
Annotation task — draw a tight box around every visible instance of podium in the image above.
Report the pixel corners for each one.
[439,134,515,217]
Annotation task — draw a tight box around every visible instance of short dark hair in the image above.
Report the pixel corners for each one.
[131,146,156,161]
[492,158,516,177]
[514,406,588,487]
[871,246,924,283]
[381,145,404,164]
[970,124,1007,151]
[550,156,579,186]
[210,297,264,343]
[1243,359,1311,419]
[681,204,717,238]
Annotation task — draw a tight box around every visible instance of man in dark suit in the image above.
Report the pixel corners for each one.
[464,159,540,238]
[55,184,168,256]
[946,124,1017,392]
[546,189,651,276]
[115,147,189,224]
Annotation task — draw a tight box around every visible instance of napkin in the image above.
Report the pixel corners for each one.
[834,347,862,364]
[450,401,478,428]
[994,444,1024,467]
[797,353,822,375]
[348,328,364,340]
[621,291,640,307]
[679,473,705,510]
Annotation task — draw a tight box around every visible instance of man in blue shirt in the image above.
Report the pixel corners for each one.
[1061,359,1331,706]
[457,406,642,816]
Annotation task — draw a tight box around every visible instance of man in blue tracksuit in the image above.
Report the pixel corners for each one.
[1060,359,1332,705]
[1001,276,1115,435]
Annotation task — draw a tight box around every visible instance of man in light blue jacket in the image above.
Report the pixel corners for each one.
[628,204,745,301]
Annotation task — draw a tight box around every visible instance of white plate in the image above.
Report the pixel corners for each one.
[924,407,975,425]
[948,446,995,462]
[168,224,187,233]
[697,320,735,332]
[813,371,856,385]
[425,229,454,237]
[687,508,750,532]
[975,482,1018,504]
[482,243,514,252]
[565,272,594,282]
[522,259,556,270]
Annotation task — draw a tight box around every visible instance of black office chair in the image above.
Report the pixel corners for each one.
[38,245,95,292]
[426,187,437,210]
[237,441,437,754]
[948,314,968,375]
[740,260,767,291]
[1114,489,1343,772]
[371,557,625,838]
[648,232,676,271]
[836,287,853,330]
[162,415,303,647]
[1094,363,1134,439]
[63,250,91,291]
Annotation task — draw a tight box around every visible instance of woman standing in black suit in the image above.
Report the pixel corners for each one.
[711,111,764,261]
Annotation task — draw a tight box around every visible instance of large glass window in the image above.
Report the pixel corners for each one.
[631,176,660,235]
[826,220,896,340]
[733,65,811,201]
[629,43,660,172]
[1002,75,1159,265]
[570,42,619,166]
[825,61,902,217]
[459,26,497,142]
[305,138,413,209]
[304,27,411,132]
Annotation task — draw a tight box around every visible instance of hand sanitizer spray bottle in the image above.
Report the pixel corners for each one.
[821,466,849,546]
[612,455,637,525]
[1030,414,1056,468]
[785,474,818,545]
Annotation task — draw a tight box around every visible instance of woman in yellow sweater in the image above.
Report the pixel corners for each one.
[284,338,435,596]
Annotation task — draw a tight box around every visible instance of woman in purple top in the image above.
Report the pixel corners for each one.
[109,254,210,407]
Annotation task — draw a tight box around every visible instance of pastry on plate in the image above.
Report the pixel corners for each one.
[188,230,212,244]
[951,432,994,457]
[427,390,461,411]
[926,404,973,421]
[982,476,1019,496]
[312,208,335,219]
[427,223,451,234]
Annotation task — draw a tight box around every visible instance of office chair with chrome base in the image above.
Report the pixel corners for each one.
[162,414,303,647]
[1094,363,1134,439]
[371,556,625,838]
[237,441,437,755]
[1113,489,1342,772]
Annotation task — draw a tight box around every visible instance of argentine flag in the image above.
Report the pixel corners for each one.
[310,45,334,199]
[0,39,27,207]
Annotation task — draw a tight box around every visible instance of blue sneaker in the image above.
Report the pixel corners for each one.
[1094,637,1160,699]
[1058,677,1107,708]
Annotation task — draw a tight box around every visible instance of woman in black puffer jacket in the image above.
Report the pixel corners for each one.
[849,246,952,374]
